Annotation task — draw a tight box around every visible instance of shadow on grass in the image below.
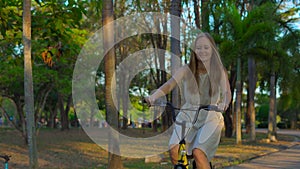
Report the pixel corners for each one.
[0,128,297,169]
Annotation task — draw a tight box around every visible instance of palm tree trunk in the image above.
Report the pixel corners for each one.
[23,0,38,167]
[235,58,242,144]
[268,71,277,141]
[224,67,235,138]
[248,56,256,141]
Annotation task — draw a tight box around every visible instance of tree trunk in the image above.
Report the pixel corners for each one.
[121,76,129,129]
[224,105,233,137]
[193,0,201,29]
[245,86,250,133]
[170,0,181,109]
[268,71,277,141]
[224,66,235,138]
[290,111,298,129]
[48,100,59,128]
[59,94,70,131]
[23,0,38,167]
[201,0,210,31]
[14,94,27,141]
[152,13,168,131]
[35,84,52,125]
[248,56,256,141]
[103,0,123,168]
[117,26,128,130]
[73,110,79,128]
[235,58,242,144]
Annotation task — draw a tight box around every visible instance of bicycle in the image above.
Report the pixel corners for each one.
[148,100,221,169]
[0,155,10,169]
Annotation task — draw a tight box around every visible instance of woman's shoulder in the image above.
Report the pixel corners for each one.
[174,65,190,75]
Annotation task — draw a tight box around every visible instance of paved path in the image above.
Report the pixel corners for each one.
[256,129,300,139]
[223,144,300,169]
[223,129,300,169]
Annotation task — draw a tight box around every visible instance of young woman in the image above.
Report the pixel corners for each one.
[145,32,231,169]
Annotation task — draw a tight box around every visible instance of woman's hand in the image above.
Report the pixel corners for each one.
[144,96,154,106]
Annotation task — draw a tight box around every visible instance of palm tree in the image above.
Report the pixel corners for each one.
[277,31,300,129]
[103,0,123,168]
[221,1,282,142]
[23,0,38,168]
[219,1,247,141]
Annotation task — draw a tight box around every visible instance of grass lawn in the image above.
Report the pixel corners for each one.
[0,127,297,169]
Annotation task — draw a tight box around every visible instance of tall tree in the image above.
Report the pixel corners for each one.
[193,0,201,29]
[103,0,123,168]
[235,58,242,144]
[277,29,300,129]
[170,0,182,108]
[268,70,277,141]
[218,0,248,138]
[266,0,300,138]
[245,0,256,142]
[23,0,38,168]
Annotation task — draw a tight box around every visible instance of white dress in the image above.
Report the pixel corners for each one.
[169,73,224,161]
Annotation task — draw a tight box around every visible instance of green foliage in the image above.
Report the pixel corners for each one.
[0,97,19,126]
[0,0,299,131]
[224,2,243,38]
[257,104,269,122]
[0,0,22,38]
[0,60,24,96]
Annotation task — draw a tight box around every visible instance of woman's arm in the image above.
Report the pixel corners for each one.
[145,65,188,104]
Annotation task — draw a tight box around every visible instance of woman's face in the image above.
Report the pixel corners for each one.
[195,37,212,62]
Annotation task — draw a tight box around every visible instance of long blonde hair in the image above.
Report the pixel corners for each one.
[187,32,224,97]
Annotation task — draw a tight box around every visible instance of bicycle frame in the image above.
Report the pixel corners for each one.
[150,101,220,169]
[174,139,189,169]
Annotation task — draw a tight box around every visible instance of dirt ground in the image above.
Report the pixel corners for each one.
[0,127,298,169]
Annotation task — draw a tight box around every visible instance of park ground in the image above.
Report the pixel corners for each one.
[0,127,298,169]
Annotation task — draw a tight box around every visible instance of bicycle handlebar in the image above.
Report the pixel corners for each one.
[143,99,222,122]
[148,101,221,112]
[0,155,10,162]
